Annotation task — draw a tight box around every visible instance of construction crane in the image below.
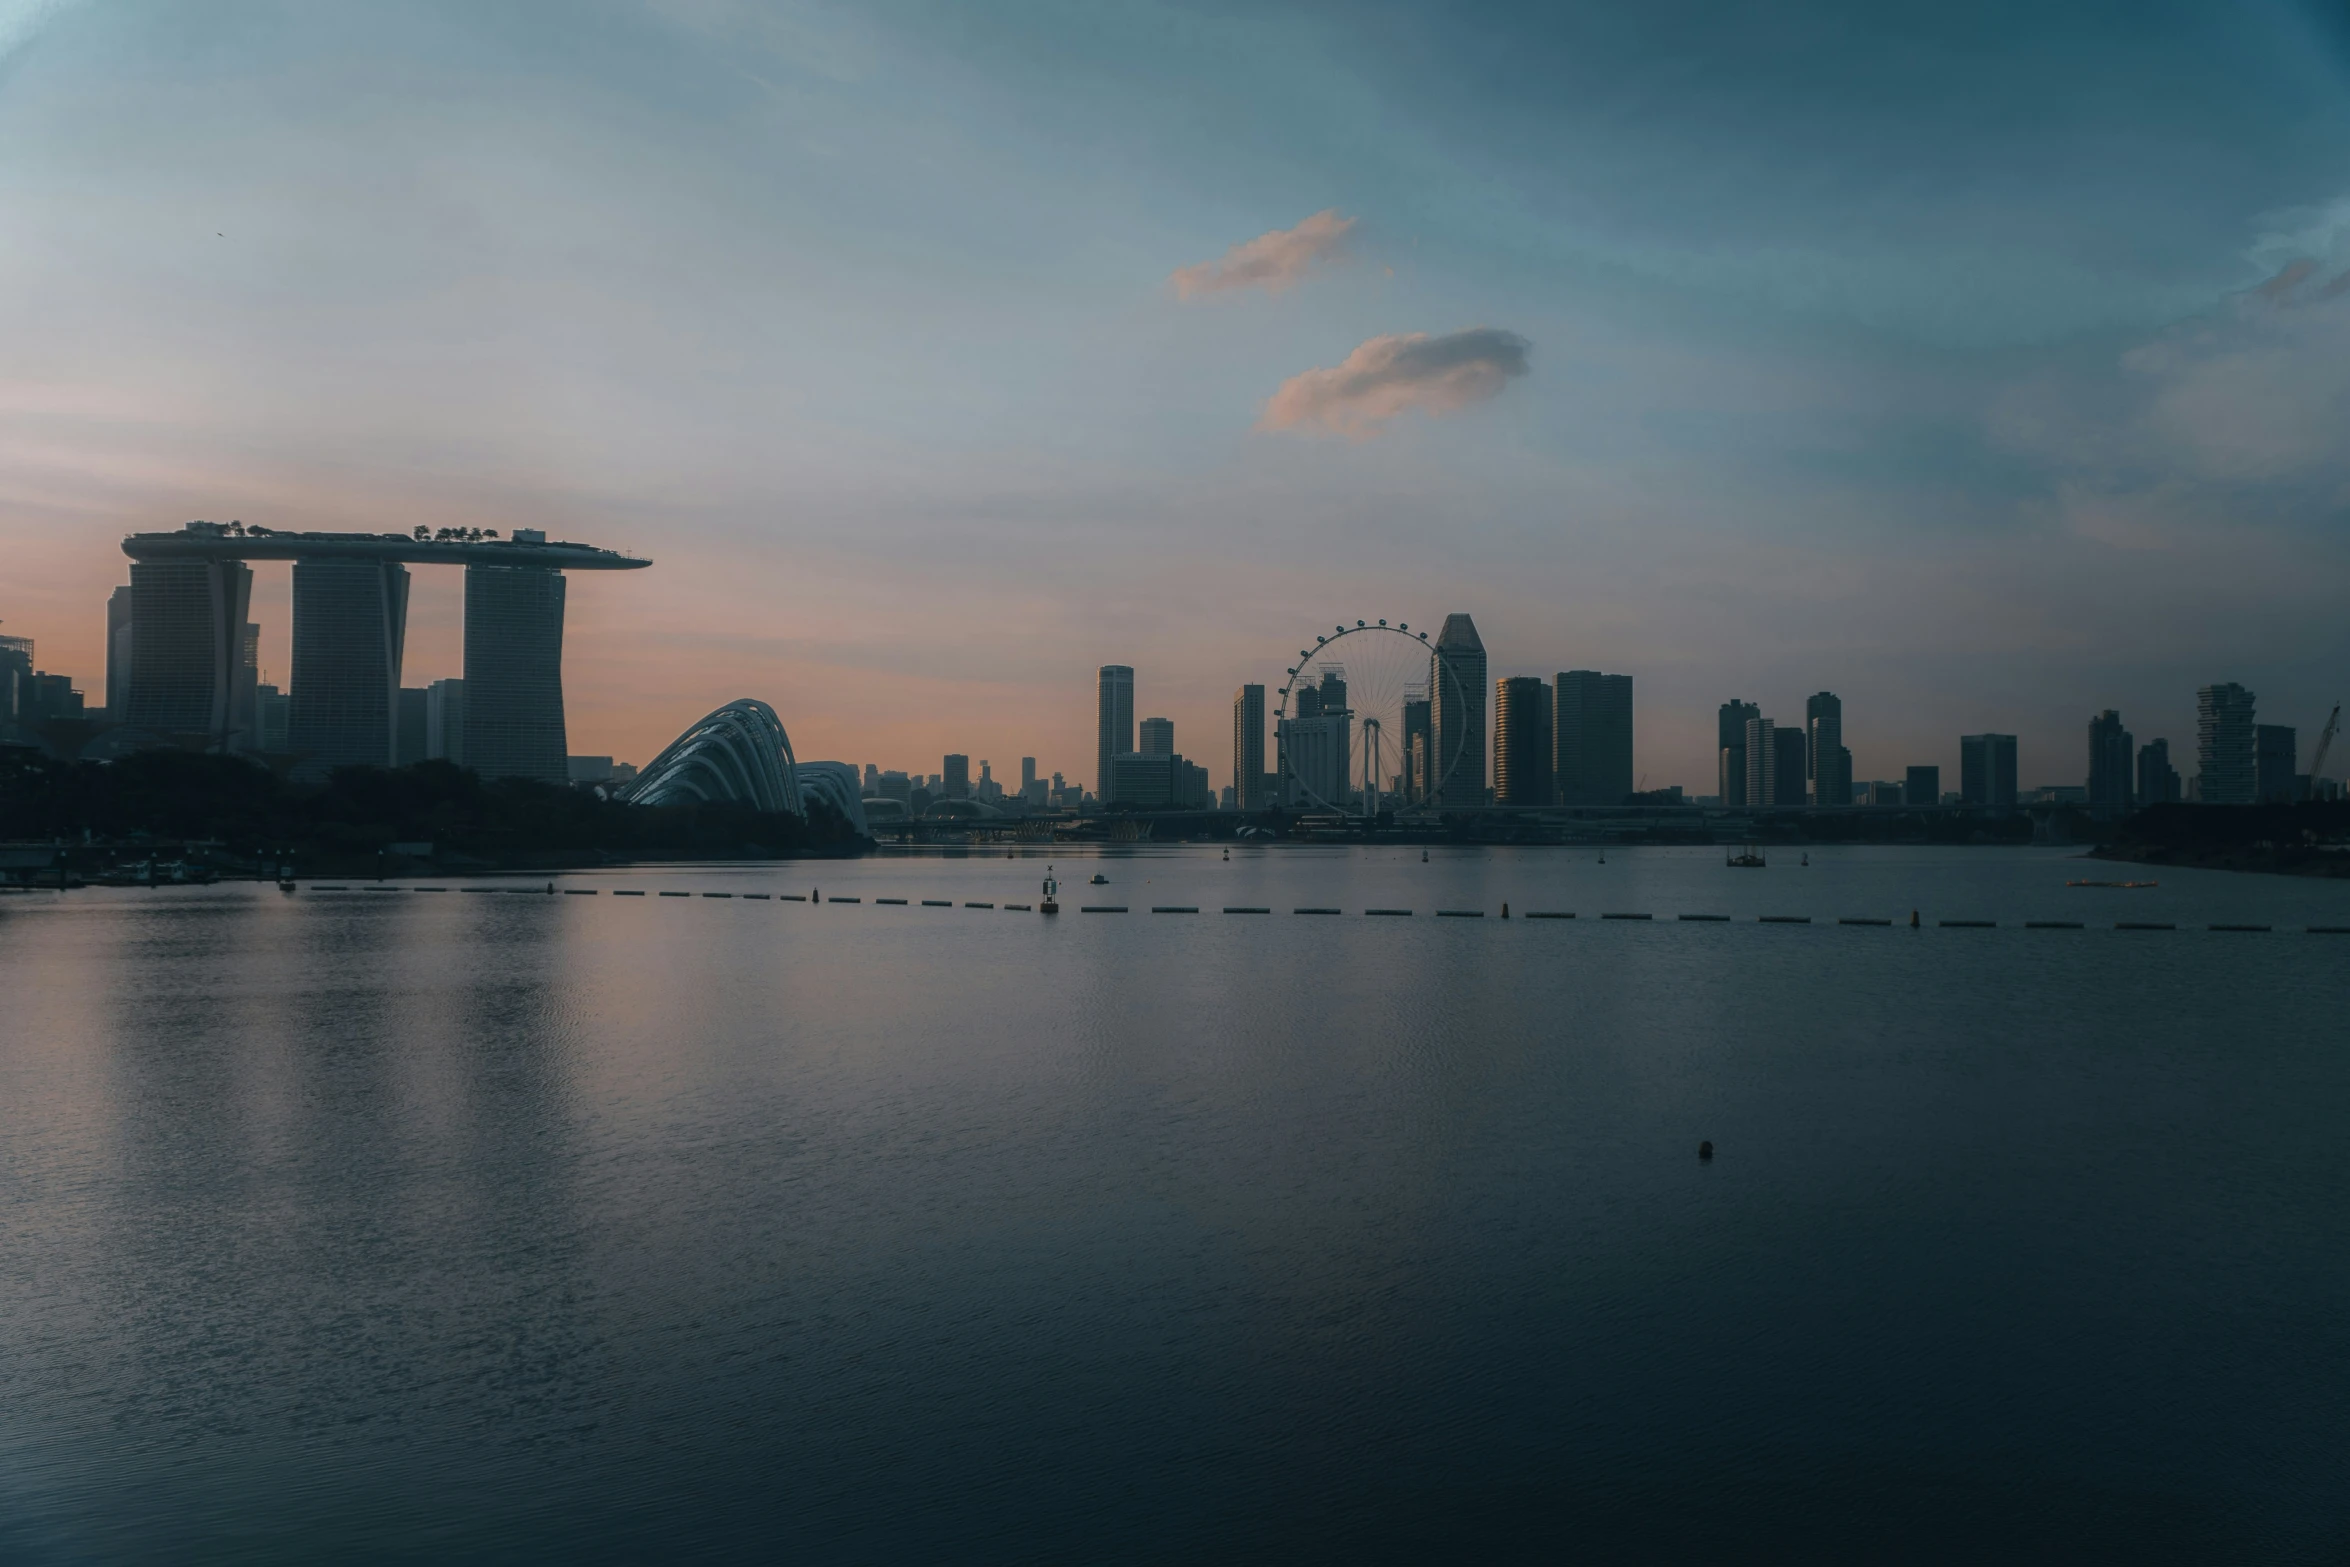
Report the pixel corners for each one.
[2308,703,2340,800]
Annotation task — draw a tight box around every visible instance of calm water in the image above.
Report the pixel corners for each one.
[3,845,2347,1563]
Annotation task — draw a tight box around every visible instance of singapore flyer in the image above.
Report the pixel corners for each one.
[1275,619,1471,819]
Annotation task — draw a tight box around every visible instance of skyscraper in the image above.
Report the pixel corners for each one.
[1430,614,1486,808]
[1717,699,1759,806]
[1557,671,1633,807]
[234,621,260,752]
[1140,717,1174,756]
[1493,676,1549,806]
[1231,684,1266,810]
[1400,694,1431,805]
[943,754,970,799]
[124,558,254,746]
[2087,710,2134,808]
[0,629,29,742]
[425,678,466,765]
[1279,672,1352,807]
[1744,716,1775,807]
[1960,733,2019,811]
[256,683,291,753]
[2195,683,2257,804]
[1772,726,1808,807]
[2136,738,2180,805]
[396,688,429,766]
[1096,665,1134,802]
[463,563,566,783]
[104,585,133,715]
[1020,757,1036,793]
[2256,725,2297,803]
[1804,691,1850,806]
[290,558,410,770]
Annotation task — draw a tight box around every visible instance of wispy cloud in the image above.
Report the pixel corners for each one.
[1170,210,1354,299]
[1258,328,1531,439]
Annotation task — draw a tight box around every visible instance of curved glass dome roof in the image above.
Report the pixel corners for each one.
[624,699,801,815]
[794,762,870,836]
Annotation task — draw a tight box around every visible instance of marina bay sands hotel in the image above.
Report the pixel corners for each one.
[117,521,650,781]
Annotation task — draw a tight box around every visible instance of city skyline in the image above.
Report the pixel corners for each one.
[7,548,2341,806]
[2,2,2347,788]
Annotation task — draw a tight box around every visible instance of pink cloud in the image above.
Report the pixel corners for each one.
[1257,328,1532,439]
[1170,210,1354,299]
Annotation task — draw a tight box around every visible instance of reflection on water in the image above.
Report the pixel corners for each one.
[3,848,2348,1563]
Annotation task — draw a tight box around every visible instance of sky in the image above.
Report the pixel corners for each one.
[4,0,2348,791]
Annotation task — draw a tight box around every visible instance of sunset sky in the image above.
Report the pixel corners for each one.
[5,0,2348,789]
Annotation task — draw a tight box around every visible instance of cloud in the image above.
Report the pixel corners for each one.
[1258,328,1531,439]
[1170,210,1354,299]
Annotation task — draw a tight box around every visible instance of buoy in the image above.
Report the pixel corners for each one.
[1698,1141,1714,1160]
[1502,902,1510,918]
[813,888,819,903]
[1910,909,1919,928]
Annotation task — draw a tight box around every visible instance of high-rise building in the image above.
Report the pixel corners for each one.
[1232,684,1266,810]
[865,763,881,794]
[943,754,970,799]
[1804,691,1850,806]
[105,585,134,715]
[232,620,260,751]
[256,683,291,753]
[1097,665,1134,802]
[0,629,29,741]
[1717,699,1759,807]
[2087,710,2134,808]
[23,672,82,720]
[1905,765,1940,807]
[1279,676,1351,808]
[120,520,642,768]
[1493,676,1550,806]
[2195,684,2257,804]
[1110,751,1211,808]
[1430,614,1486,809]
[463,564,566,783]
[290,559,409,770]
[1557,671,1633,807]
[1771,726,1808,807]
[425,678,466,765]
[1743,716,1775,807]
[396,688,429,766]
[122,558,255,747]
[1960,733,2019,811]
[1400,695,1431,805]
[1020,757,1036,793]
[2256,725,2298,803]
[1140,717,1174,756]
[2136,739,2180,805]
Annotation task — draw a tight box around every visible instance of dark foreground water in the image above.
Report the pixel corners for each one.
[4,845,2347,1564]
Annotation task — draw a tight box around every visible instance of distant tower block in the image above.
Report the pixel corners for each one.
[291,559,409,769]
[124,558,252,746]
[464,562,569,784]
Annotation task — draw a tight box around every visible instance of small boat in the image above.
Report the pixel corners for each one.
[1727,843,1766,869]
[2066,879,2158,888]
[1089,873,1108,885]
[1040,867,1060,914]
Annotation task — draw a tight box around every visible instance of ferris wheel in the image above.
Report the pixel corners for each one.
[1275,619,1472,817]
